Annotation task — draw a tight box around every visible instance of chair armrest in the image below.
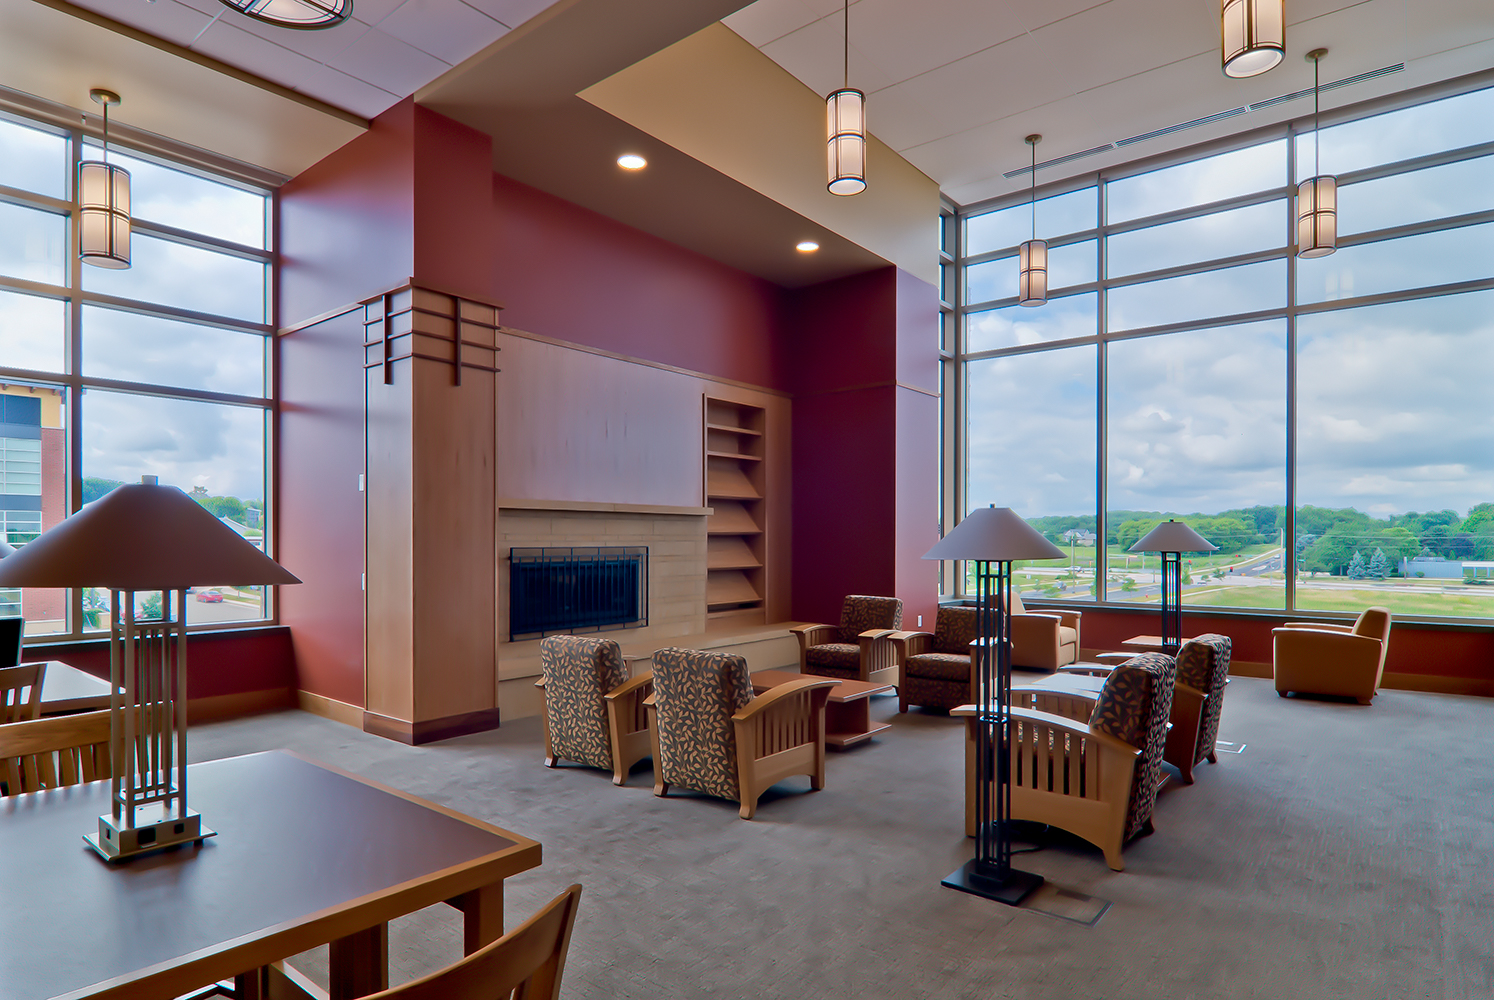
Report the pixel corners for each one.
[857,628,898,641]
[1058,663,1113,677]
[1012,685,1099,723]
[534,676,546,689]
[890,630,934,658]
[1094,652,1134,664]
[790,623,838,650]
[604,671,653,701]
[1175,680,1207,701]
[1009,614,1061,671]
[1008,705,1143,759]
[642,692,656,707]
[733,676,840,722]
[1280,621,1352,632]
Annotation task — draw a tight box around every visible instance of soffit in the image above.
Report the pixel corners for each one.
[726,0,1494,206]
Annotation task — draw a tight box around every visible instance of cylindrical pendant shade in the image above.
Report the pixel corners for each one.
[1297,175,1337,257]
[1018,239,1048,307]
[78,160,131,270]
[1221,0,1284,78]
[218,0,351,28]
[826,88,867,196]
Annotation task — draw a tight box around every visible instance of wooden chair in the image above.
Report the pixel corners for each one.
[891,605,979,712]
[535,635,653,786]
[957,651,1176,871]
[0,709,112,796]
[1273,608,1390,704]
[646,647,836,819]
[791,594,902,687]
[1061,635,1233,783]
[359,884,582,1000]
[1,661,44,724]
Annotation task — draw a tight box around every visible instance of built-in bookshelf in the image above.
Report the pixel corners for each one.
[703,395,767,625]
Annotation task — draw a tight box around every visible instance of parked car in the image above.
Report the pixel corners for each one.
[195,589,224,604]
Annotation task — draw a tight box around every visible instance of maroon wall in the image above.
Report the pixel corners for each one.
[26,627,295,699]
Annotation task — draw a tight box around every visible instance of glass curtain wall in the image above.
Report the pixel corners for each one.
[0,108,273,638]
[956,81,1494,620]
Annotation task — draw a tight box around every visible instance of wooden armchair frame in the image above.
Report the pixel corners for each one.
[790,623,899,687]
[536,653,654,786]
[1,709,112,796]
[1,661,45,725]
[890,630,979,712]
[1060,661,1221,784]
[956,697,1142,871]
[646,675,836,819]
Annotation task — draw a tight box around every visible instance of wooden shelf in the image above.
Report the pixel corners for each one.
[705,422,762,437]
[708,536,762,570]
[706,450,762,462]
[706,501,762,536]
[706,570,761,608]
[706,465,760,500]
[704,395,768,615]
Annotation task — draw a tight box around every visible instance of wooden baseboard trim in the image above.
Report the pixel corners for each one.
[362,707,503,745]
[296,689,364,728]
[1381,672,1494,698]
[1228,660,1273,679]
[189,688,296,724]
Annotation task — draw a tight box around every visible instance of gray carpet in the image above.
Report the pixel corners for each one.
[189,678,1494,999]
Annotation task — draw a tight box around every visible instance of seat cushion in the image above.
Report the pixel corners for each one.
[838,595,903,644]
[902,674,969,712]
[805,642,861,673]
[933,606,979,656]
[905,652,972,683]
[1089,651,1176,839]
[540,635,626,770]
[651,647,754,802]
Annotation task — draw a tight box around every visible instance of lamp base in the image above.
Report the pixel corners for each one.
[942,859,1044,906]
[85,804,216,862]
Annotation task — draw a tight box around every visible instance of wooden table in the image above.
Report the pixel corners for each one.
[33,659,115,715]
[751,670,893,750]
[0,750,541,1000]
[1119,635,1195,653]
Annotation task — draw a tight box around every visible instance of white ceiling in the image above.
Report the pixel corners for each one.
[59,0,567,118]
[725,0,1494,206]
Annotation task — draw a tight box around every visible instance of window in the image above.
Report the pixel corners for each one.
[951,80,1494,621]
[0,108,273,639]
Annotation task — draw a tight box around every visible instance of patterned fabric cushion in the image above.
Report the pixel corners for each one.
[933,607,980,656]
[651,647,754,803]
[806,642,861,672]
[1088,651,1176,839]
[902,674,968,712]
[1184,633,1232,760]
[838,595,903,644]
[540,635,627,770]
[905,652,972,683]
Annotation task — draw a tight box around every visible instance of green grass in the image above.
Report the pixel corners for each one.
[1187,583,1494,617]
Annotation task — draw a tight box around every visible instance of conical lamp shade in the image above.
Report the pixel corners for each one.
[924,506,1065,562]
[0,483,299,590]
[0,537,14,558]
[1129,519,1218,554]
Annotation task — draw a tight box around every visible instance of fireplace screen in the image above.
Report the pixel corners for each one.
[509,546,648,641]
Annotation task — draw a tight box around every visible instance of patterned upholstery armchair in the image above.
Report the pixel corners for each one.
[1061,634,1233,784]
[645,647,837,819]
[1007,591,1081,673]
[958,651,1176,871]
[790,595,903,687]
[890,606,979,712]
[1273,607,1391,704]
[535,635,653,786]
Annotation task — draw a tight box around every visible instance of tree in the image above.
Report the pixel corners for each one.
[1375,526,1420,562]
[1462,502,1494,535]
[1368,548,1389,579]
[81,478,123,505]
[1347,550,1367,580]
[1420,524,1454,557]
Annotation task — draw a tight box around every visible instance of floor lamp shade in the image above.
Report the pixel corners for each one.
[78,160,131,270]
[0,480,298,861]
[1129,520,1217,652]
[924,506,1066,563]
[827,88,867,196]
[1221,0,1284,78]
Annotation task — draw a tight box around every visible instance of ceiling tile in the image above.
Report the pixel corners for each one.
[760,18,898,97]
[64,0,218,48]
[846,0,1030,75]
[723,0,822,47]
[1002,0,1115,33]
[293,61,402,117]
[460,0,561,30]
[191,20,325,84]
[344,0,410,24]
[227,12,371,61]
[378,0,509,65]
[870,33,1065,138]
[328,26,452,93]
[1027,0,1217,96]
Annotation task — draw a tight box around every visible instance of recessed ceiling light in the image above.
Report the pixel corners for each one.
[796,241,820,253]
[617,154,647,170]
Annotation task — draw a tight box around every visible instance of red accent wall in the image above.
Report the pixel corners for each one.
[26,627,295,698]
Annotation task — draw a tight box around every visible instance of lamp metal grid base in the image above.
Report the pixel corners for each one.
[942,858,1044,906]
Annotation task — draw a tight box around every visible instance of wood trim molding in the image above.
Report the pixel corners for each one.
[296,689,364,728]
[189,688,297,723]
[498,497,712,516]
[1379,672,1494,698]
[362,707,504,746]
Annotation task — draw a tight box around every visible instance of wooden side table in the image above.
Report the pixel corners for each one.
[751,669,893,749]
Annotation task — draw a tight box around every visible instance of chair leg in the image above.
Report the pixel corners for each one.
[1207,750,1218,764]
[654,779,669,797]
[1178,759,1194,784]
[739,793,758,820]
[544,756,558,768]
[611,762,626,786]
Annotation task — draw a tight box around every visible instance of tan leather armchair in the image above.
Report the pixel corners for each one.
[1008,591,1081,672]
[1273,607,1391,704]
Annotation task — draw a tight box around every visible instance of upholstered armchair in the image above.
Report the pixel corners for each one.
[1007,591,1081,673]
[791,595,903,687]
[1273,608,1391,704]
[891,605,979,712]
[959,651,1176,871]
[1062,634,1232,783]
[535,635,653,786]
[645,647,836,819]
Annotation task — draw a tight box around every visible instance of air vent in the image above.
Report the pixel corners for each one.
[1001,63,1405,179]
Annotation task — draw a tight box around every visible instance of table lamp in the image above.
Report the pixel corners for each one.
[0,477,299,861]
[925,506,1065,906]
[1128,519,1217,654]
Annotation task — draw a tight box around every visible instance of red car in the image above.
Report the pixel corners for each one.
[195,589,224,603]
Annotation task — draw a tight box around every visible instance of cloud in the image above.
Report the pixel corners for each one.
[82,389,265,501]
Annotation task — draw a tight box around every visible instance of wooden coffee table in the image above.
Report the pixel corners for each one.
[751,670,893,750]
[1119,634,1195,653]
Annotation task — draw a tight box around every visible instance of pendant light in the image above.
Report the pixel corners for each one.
[1018,135,1047,307]
[78,89,131,270]
[1221,0,1285,79]
[218,0,351,29]
[1297,48,1337,258]
[826,0,866,196]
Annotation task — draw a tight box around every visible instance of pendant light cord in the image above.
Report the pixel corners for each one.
[102,102,109,165]
[1029,142,1037,240]
[1313,54,1321,177]
[843,0,849,90]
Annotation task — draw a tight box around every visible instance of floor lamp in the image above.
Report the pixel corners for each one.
[1129,519,1217,654]
[926,506,1064,906]
[0,477,299,861]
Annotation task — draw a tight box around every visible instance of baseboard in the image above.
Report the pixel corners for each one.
[1228,659,1272,678]
[189,688,296,723]
[1380,672,1494,698]
[296,689,364,728]
[362,707,503,745]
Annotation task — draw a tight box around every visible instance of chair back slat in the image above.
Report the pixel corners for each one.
[365,885,582,1000]
[0,662,44,724]
[0,710,113,796]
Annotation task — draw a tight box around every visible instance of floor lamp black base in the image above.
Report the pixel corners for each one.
[942,859,1044,906]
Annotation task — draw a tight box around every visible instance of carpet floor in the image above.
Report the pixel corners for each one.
[189,677,1494,999]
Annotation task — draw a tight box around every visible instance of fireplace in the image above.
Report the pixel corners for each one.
[509,546,648,641]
